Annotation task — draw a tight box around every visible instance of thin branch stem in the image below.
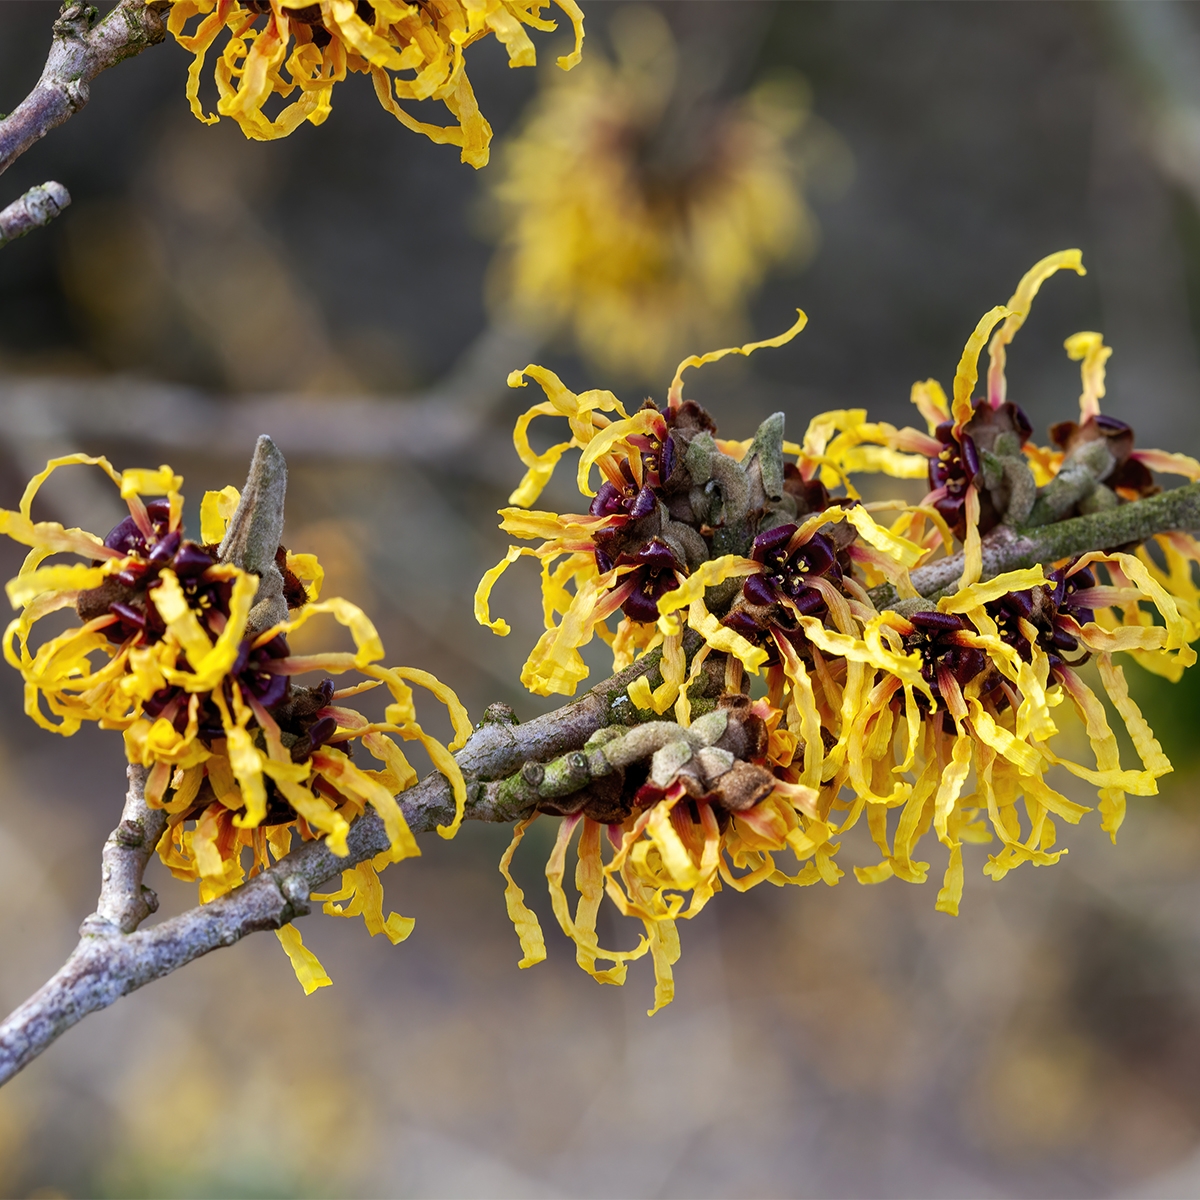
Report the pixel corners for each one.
[871,480,1200,607]
[87,764,167,935]
[0,323,541,465]
[0,0,170,180]
[0,181,71,248]
[0,638,688,1086]
[0,764,165,1082]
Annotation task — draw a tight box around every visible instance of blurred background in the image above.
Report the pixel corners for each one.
[3,1,1200,1195]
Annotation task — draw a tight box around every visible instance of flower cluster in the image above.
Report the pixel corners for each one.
[0,454,468,991]
[485,6,831,378]
[165,0,583,163]
[479,251,1200,1011]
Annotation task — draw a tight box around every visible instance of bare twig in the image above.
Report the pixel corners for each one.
[0,1,170,179]
[0,181,71,248]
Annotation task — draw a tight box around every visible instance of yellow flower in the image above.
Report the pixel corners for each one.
[476,313,857,698]
[484,6,837,378]
[477,311,942,703]
[164,0,584,163]
[0,454,469,991]
[481,282,1195,1010]
[498,549,1187,1012]
[499,696,825,1014]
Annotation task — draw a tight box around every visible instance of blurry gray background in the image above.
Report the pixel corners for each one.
[3,2,1200,1196]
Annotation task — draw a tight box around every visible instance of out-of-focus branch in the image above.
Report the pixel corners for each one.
[0,1,170,179]
[0,181,71,248]
[0,323,539,466]
[1101,2,1200,211]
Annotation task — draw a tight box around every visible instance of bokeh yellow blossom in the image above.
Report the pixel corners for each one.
[164,0,584,163]
[485,6,842,379]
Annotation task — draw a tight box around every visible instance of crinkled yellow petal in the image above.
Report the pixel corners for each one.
[667,309,807,408]
[0,511,114,561]
[795,611,925,690]
[260,595,385,666]
[154,568,258,692]
[938,566,1048,612]
[577,408,662,498]
[275,925,333,995]
[840,505,925,568]
[5,562,116,608]
[645,915,681,1016]
[1021,769,1091,824]
[933,733,973,845]
[315,859,414,944]
[17,453,122,520]
[958,484,982,588]
[1096,653,1171,777]
[199,484,241,547]
[787,503,924,570]
[518,566,631,696]
[548,815,648,980]
[265,767,351,857]
[655,555,759,633]
[952,305,1014,432]
[773,634,824,789]
[1023,441,1063,488]
[936,843,964,916]
[285,551,324,602]
[645,797,701,889]
[150,569,212,667]
[120,465,183,500]
[498,816,546,968]
[551,0,585,68]
[686,597,768,674]
[312,746,419,860]
[574,818,632,984]
[985,250,1085,407]
[966,699,1041,776]
[1064,331,1110,421]
[381,665,471,751]
[512,442,570,508]
[628,631,685,715]
[1131,448,1200,482]
[911,378,950,434]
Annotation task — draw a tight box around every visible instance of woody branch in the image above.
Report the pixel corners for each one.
[0,445,1197,1087]
[0,181,71,247]
[0,1,170,178]
[872,479,1200,609]
[0,639,687,1087]
[0,0,168,243]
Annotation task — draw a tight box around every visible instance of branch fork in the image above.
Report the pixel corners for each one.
[0,0,170,247]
